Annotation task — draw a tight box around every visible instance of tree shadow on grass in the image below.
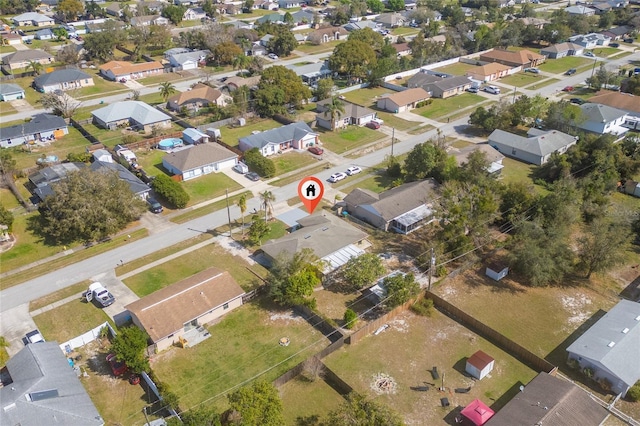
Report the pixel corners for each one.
[460,267,527,295]
[25,212,63,246]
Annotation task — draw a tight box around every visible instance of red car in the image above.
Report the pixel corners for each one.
[562,86,574,92]
[365,121,380,130]
[106,353,127,376]
[308,146,324,155]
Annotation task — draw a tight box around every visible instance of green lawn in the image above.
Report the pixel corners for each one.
[30,281,91,311]
[589,47,620,57]
[218,118,281,146]
[522,77,559,90]
[134,148,167,176]
[171,191,254,224]
[415,93,484,119]
[538,56,591,74]
[391,27,419,36]
[137,72,185,86]
[8,127,91,171]
[317,126,384,154]
[499,72,548,88]
[137,91,165,106]
[433,62,476,76]
[280,377,344,425]
[33,298,112,343]
[341,87,394,107]
[0,101,17,116]
[177,19,202,27]
[152,301,326,412]
[295,40,341,54]
[272,151,317,175]
[123,242,267,296]
[181,172,242,206]
[339,170,395,194]
[73,72,127,99]
[0,44,16,54]
[375,111,421,131]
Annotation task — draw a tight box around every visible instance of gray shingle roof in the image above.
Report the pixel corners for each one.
[33,69,92,88]
[0,83,25,96]
[89,161,150,196]
[91,101,170,126]
[579,103,627,123]
[3,49,53,65]
[316,98,375,120]
[163,143,237,172]
[12,12,54,23]
[408,73,472,91]
[488,128,577,157]
[168,49,210,66]
[239,122,316,150]
[566,300,640,388]
[0,113,66,141]
[0,342,104,426]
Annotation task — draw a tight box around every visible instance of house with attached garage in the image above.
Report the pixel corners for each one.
[130,15,170,26]
[12,12,55,26]
[0,342,104,426]
[261,214,370,273]
[488,128,578,165]
[308,27,349,44]
[0,113,68,148]
[565,5,596,15]
[0,83,25,101]
[167,49,210,71]
[286,61,332,85]
[376,88,430,113]
[162,143,238,181]
[238,122,318,156]
[466,63,511,83]
[167,83,230,111]
[91,101,171,133]
[35,28,54,40]
[183,7,207,20]
[99,60,164,81]
[376,12,407,28]
[407,73,472,98]
[540,42,584,59]
[33,69,94,93]
[566,300,640,398]
[569,33,611,49]
[575,103,628,135]
[479,48,545,69]
[344,179,439,234]
[125,268,245,352]
[316,99,377,130]
[588,91,640,129]
[2,49,54,72]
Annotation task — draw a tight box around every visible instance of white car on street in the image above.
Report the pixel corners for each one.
[328,172,347,183]
[346,166,362,176]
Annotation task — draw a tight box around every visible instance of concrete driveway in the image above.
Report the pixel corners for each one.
[93,270,140,326]
[0,304,39,356]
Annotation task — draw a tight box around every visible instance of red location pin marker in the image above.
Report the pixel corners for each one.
[298,176,324,214]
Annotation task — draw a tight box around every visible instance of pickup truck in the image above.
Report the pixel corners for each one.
[85,282,115,308]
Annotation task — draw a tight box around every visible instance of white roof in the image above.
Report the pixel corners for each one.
[92,101,170,126]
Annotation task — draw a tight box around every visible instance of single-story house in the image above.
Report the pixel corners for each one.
[254,0,279,10]
[286,61,332,85]
[257,13,285,25]
[182,128,209,144]
[392,42,411,57]
[479,49,545,69]
[466,63,511,82]
[167,49,210,71]
[575,103,628,135]
[486,372,608,426]
[307,27,349,45]
[376,88,430,113]
[343,20,379,32]
[316,99,376,130]
[466,350,495,380]
[569,33,611,49]
[261,214,370,273]
[0,342,104,426]
[29,162,83,201]
[488,128,578,165]
[291,10,315,25]
[540,42,584,59]
[566,300,640,397]
[2,49,54,71]
[485,262,509,281]
[600,25,632,41]
[105,2,126,16]
[33,69,94,93]
[167,83,229,111]
[376,12,406,28]
[0,113,67,148]
[12,12,55,26]
[238,122,318,156]
[279,0,301,8]
[260,34,274,47]
[126,268,245,352]
[344,179,439,234]
[183,7,206,20]
[162,143,238,181]
[518,16,550,29]
[565,5,596,15]
[164,47,191,58]
[0,83,25,101]
[225,75,261,91]
[459,399,494,426]
[90,160,151,198]
[130,15,170,26]
[454,143,504,174]
[99,60,164,81]
[91,101,171,133]
[35,28,54,40]
[1,33,23,45]
[407,74,472,99]
[588,90,640,118]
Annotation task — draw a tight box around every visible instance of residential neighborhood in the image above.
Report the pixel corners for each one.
[0,0,639,424]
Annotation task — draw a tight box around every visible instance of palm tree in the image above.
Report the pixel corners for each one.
[159,82,176,102]
[237,194,247,236]
[233,54,252,73]
[327,96,345,132]
[260,190,276,222]
[26,60,44,76]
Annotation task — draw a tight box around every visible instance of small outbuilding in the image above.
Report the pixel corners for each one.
[92,148,113,163]
[182,128,209,145]
[459,399,495,426]
[485,262,509,281]
[466,350,495,380]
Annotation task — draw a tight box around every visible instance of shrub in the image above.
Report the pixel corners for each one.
[626,381,640,402]
[152,174,190,209]
[582,367,594,379]
[410,298,434,317]
[343,308,357,329]
[598,377,612,392]
[566,358,579,370]
[244,148,276,178]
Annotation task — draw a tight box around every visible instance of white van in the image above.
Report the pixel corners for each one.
[484,85,501,95]
[233,162,249,174]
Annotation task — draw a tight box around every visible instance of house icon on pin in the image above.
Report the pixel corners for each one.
[306,184,316,197]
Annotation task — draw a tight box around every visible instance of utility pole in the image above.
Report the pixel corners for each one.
[225,188,232,238]
[428,247,435,291]
[513,86,517,103]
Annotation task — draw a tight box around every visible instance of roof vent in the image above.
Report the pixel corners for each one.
[622,328,630,334]
[28,389,59,401]
[607,341,616,348]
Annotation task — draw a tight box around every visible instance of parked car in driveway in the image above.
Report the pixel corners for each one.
[564,68,577,75]
[610,43,619,48]
[85,282,115,308]
[584,51,595,57]
[328,172,347,183]
[524,67,540,74]
[483,85,501,94]
[570,97,585,105]
[365,121,380,129]
[466,86,479,93]
[346,166,362,176]
[147,197,163,213]
[268,53,278,60]
[25,329,45,344]
[245,172,260,181]
[308,146,324,155]
[233,163,249,174]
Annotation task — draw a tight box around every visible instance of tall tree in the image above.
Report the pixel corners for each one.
[341,253,385,291]
[268,248,320,307]
[110,326,150,374]
[0,204,14,232]
[227,381,284,426]
[327,96,345,132]
[26,60,43,76]
[162,4,186,25]
[328,39,377,83]
[237,193,247,236]
[255,65,311,113]
[212,41,244,66]
[39,92,82,118]
[260,190,276,221]
[268,30,297,56]
[56,0,84,22]
[159,81,177,102]
[383,273,419,308]
[314,77,335,101]
[577,218,632,278]
[326,392,404,426]
[233,54,252,72]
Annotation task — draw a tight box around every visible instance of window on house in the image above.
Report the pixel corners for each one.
[223,303,229,310]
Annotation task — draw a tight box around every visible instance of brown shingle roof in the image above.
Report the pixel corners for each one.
[589,90,640,114]
[125,268,245,342]
[226,75,261,89]
[480,49,544,66]
[467,350,494,370]
[99,60,163,77]
[381,88,430,107]
[467,62,511,78]
[163,143,237,172]
[167,83,223,107]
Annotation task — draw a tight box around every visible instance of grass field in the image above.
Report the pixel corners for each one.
[170,191,254,224]
[9,127,91,171]
[341,87,394,107]
[433,62,476,76]
[280,377,344,425]
[415,93,484,119]
[391,27,420,36]
[324,310,538,424]
[123,242,267,296]
[318,126,384,154]
[152,301,327,411]
[522,77,559,90]
[295,40,341,54]
[272,151,317,175]
[339,169,395,195]
[498,157,550,195]
[589,47,620,57]
[0,101,16,116]
[29,280,91,312]
[33,298,112,343]
[138,72,184,86]
[181,172,242,206]
[221,118,282,145]
[538,56,591,74]
[73,72,126,99]
[375,111,421,131]
[499,72,547,88]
